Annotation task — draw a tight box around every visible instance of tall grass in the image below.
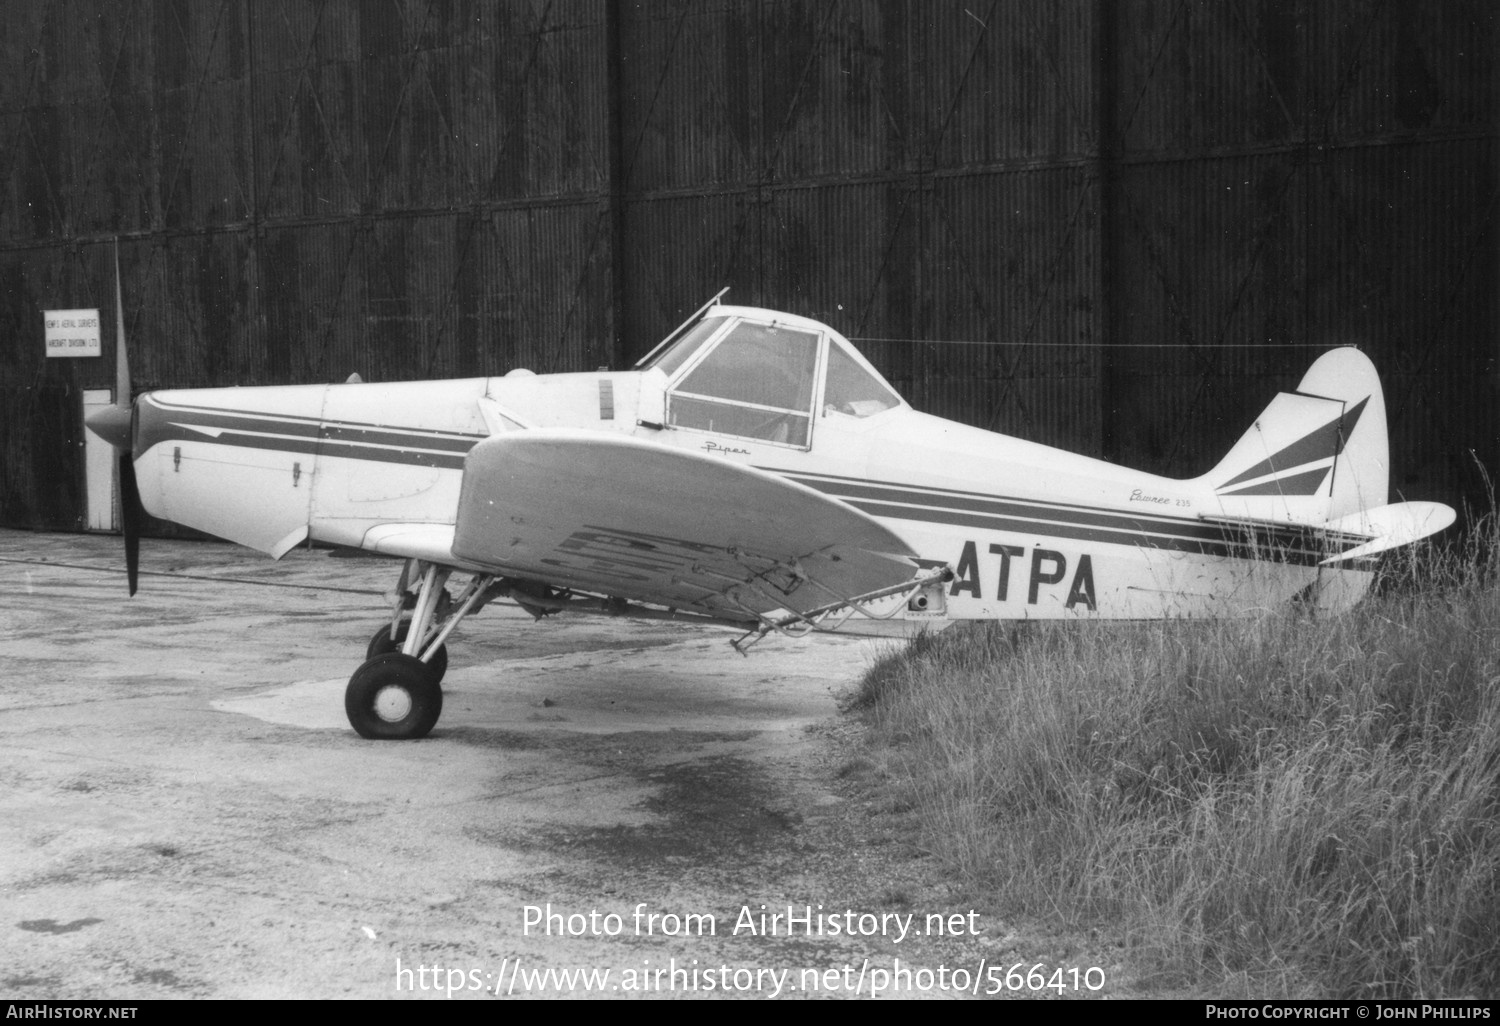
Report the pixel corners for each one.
[849,532,1500,997]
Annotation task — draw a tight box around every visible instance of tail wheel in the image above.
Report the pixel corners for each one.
[367,623,448,684]
[345,653,444,740]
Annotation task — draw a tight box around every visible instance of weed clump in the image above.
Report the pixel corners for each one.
[852,532,1500,998]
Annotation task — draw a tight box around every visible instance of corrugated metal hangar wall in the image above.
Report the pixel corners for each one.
[1,0,1495,531]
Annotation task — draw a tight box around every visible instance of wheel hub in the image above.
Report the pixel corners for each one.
[373,684,413,723]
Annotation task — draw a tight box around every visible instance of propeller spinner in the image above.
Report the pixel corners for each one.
[83,242,145,595]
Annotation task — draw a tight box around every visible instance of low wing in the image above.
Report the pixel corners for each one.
[450,430,920,623]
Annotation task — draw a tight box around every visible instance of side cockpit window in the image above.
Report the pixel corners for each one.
[668,322,820,447]
[824,341,900,417]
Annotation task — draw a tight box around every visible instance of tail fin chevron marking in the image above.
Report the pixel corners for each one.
[1217,396,1369,497]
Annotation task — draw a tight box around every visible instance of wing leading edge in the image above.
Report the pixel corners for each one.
[451,430,919,623]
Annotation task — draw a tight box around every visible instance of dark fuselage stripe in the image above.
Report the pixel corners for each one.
[144,397,481,443]
[161,428,470,469]
[138,400,481,469]
[842,498,1328,565]
[776,471,1362,564]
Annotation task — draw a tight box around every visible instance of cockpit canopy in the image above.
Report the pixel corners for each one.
[640,307,902,449]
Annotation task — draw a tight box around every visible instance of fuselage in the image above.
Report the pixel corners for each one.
[131,306,1372,622]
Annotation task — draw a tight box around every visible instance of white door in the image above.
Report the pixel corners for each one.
[81,389,116,532]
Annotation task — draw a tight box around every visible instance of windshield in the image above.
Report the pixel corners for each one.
[643,316,728,377]
[668,321,821,447]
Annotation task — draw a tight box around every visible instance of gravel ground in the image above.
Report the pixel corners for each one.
[0,529,1124,1000]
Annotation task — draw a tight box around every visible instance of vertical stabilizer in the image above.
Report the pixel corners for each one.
[1198,347,1388,523]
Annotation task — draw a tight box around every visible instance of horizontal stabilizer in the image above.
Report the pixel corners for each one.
[1199,511,1369,538]
[1319,501,1456,564]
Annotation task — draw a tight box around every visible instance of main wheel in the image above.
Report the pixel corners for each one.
[366,623,448,683]
[345,653,444,740]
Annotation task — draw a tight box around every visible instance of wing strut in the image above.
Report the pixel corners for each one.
[728,564,954,655]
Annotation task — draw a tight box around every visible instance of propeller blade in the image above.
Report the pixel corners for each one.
[83,241,134,450]
[113,243,130,407]
[119,450,142,596]
[105,237,141,595]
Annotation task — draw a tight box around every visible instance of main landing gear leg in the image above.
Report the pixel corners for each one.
[344,562,498,740]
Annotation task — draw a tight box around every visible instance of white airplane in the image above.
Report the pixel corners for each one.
[87,274,1455,740]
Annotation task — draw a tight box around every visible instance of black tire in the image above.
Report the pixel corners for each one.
[345,653,444,740]
[366,623,448,683]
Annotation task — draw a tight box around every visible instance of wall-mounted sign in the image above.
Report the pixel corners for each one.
[44,308,101,358]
